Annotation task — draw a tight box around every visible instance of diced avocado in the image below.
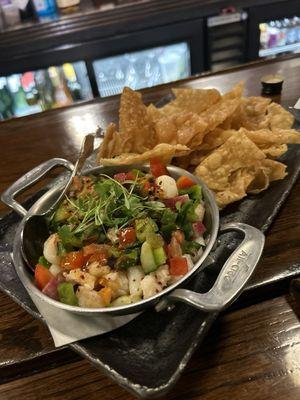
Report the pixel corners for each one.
[57,225,82,250]
[53,205,70,222]
[179,185,202,201]
[38,256,51,268]
[181,240,202,257]
[153,247,167,266]
[161,208,177,225]
[110,294,142,307]
[140,241,158,273]
[57,283,78,306]
[116,249,139,269]
[135,218,158,242]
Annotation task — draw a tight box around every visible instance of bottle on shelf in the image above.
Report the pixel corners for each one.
[31,0,57,20]
[20,72,42,113]
[275,20,286,46]
[267,20,280,48]
[34,69,55,110]
[55,0,79,13]
[0,77,14,120]
[286,17,297,44]
[259,23,269,50]
[7,74,32,117]
[12,0,35,20]
[48,66,73,108]
[0,0,21,27]
[62,63,82,101]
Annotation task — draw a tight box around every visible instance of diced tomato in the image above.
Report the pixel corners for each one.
[35,264,54,290]
[141,179,151,195]
[113,173,127,182]
[119,227,136,247]
[150,158,168,178]
[169,257,188,276]
[126,171,136,180]
[163,194,189,210]
[88,252,108,266]
[192,221,206,237]
[83,244,109,264]
[177,175,195,189]
[60,251,85,270]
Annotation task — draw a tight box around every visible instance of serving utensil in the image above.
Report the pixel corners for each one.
[2,134,94,270]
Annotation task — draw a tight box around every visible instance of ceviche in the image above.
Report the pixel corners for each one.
[34,159,206,308]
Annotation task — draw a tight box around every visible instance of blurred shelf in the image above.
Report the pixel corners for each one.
[0,0,290,62]
[259,42,300,57]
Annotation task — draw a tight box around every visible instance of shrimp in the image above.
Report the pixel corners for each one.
[43,233,61,265]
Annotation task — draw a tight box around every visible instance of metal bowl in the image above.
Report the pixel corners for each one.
[2,159,265,316]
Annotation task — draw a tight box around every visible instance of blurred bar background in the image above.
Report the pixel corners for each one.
[0,0,300,120]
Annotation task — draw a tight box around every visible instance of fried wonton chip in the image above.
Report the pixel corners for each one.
[148,108,208,148]
[260,144,288,158]
[198,128,236,151]
[230,96,272,130]
[215,168,256,208]
[247,159,287,194]
[200,98,240,134]
[119,87,157,153]
[97,123,121,160]
[170,87,221,115]
[240,127,300,145]
[265,102,294,130]
[195,133,266,191]
[199,83,244,134]
[223,81,245,100]
[147,103,178,123]
[100,144,190,166]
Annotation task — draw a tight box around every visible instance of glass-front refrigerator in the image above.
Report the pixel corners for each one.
[259,17,300,58]
[92,42,191,98]
[0,61,93,120]
[247,0,300,61]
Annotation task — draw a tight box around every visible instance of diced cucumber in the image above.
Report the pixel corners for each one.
[140,241,157,273]
[145,232,164,249]
[135,218,158,242]
[153,247,167,266]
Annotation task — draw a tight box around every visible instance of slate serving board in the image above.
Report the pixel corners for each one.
[0,144,300,399]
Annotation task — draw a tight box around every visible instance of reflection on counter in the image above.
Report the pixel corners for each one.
[0,61,93,120]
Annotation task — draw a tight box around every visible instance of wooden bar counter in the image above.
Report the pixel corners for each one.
[0,55,300,400]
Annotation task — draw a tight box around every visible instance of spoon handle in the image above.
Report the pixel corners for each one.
[48,134,95,213]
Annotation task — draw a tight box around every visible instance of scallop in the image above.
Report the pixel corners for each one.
[155,175,178,199]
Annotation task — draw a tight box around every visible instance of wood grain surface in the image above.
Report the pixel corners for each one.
[0,295,299,400]
[0,55,300,399]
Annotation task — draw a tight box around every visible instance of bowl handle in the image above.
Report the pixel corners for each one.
[156,222,265,313]
[1,158,74,217]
